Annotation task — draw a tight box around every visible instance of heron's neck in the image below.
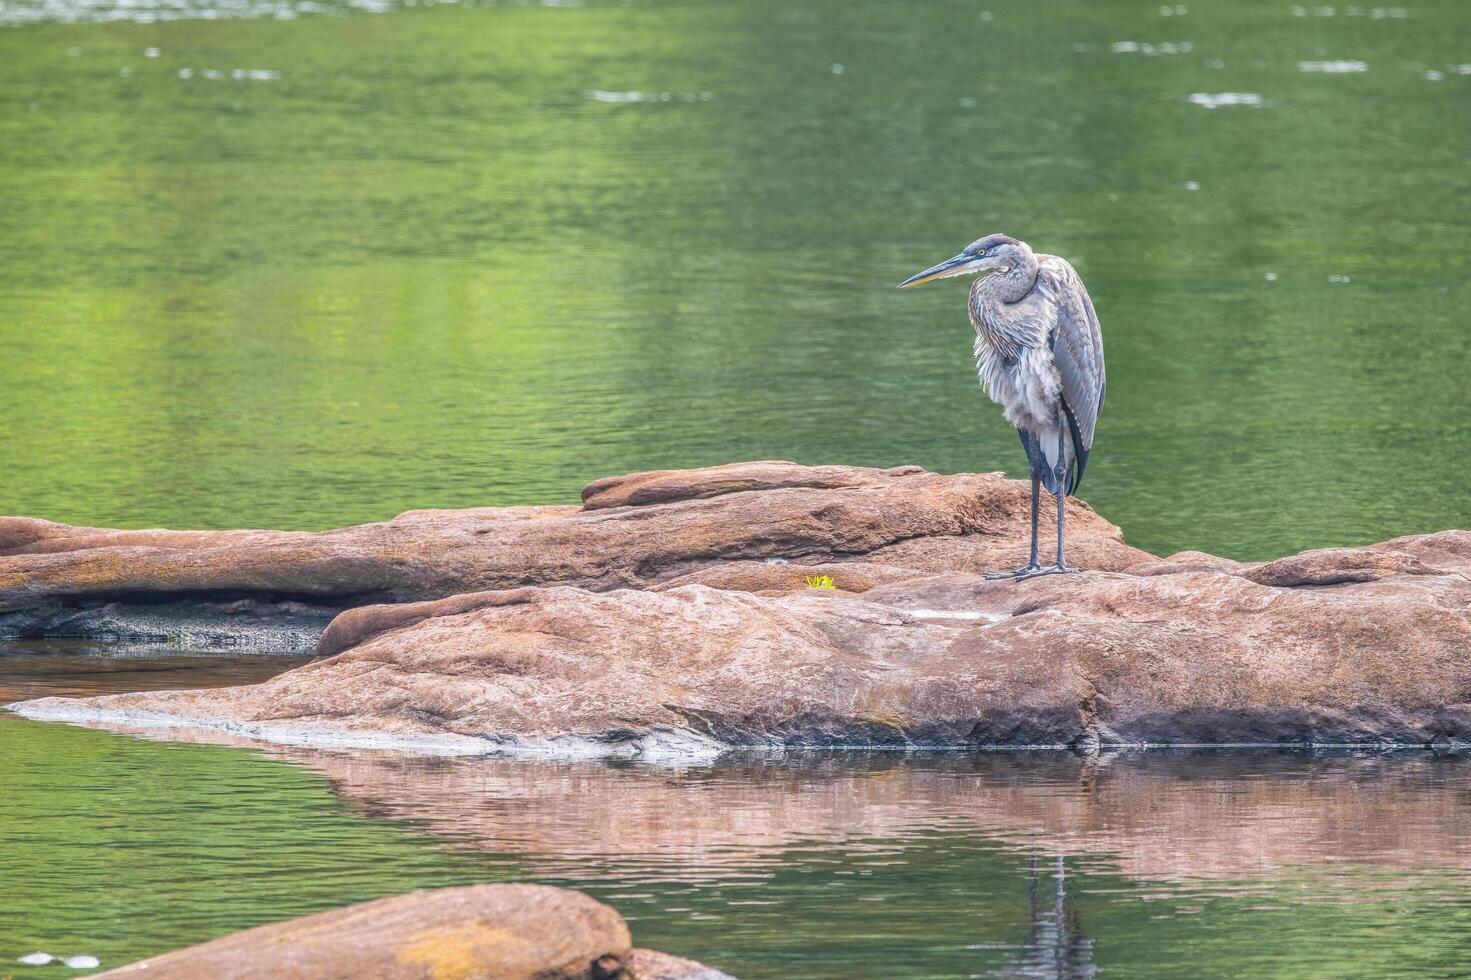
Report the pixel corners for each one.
[994,249,1039,303]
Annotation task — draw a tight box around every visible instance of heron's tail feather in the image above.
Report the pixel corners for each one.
[1039,461,1062,496]
[1018,429,1061,494]
[1024,417,1087,496]
[1058,400,1090,495]
[1038,457,1077,495]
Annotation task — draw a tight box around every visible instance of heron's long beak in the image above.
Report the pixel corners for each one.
[897,253,977,288]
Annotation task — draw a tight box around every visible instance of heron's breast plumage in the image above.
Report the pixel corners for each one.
[968,275,1061,433]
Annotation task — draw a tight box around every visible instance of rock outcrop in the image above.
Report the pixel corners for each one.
[16,537,1471,753]
[92,883,731,979]
[0,462,1142,646]
[7,461,1470,752]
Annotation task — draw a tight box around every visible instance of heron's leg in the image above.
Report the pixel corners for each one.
[984,473,1043,580]
[1054,468,1068,566]
[1048,426,1079,573]
[1028,472,1041,567]
[1015,427,1080,578]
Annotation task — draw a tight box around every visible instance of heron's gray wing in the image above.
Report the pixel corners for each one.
[1038,255,1105,491]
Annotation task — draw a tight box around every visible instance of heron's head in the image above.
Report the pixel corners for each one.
[897,234,1029,288]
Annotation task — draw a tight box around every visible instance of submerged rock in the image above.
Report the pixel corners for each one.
[91,883,729,979]
[0,462,1142,648]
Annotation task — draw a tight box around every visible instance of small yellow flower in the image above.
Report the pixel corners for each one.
[805,574,836,590]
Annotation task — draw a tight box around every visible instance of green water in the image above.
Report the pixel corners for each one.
[2,0,1468,559]
[4,709,1471,978]
[5,2,1471,976]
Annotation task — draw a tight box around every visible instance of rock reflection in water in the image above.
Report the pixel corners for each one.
[62,721,1471,889]
[17,710,1471,978]
[286,751,1471,887]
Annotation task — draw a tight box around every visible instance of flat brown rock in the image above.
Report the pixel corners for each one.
[0,463,1143,644]
[626,949,736,980]
[93,884,635,980]
[1243,546,1440,587]
[20,529,1471,751]
[579,460,926,510]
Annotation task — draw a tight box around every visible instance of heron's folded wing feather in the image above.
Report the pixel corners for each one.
[1038,255,1104,492]
[1039,255,1105,452]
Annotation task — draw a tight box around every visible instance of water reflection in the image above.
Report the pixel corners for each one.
[19,711,1471,977]
[7,649,1471,977]
[59,721,1471,889]
[293,750,1471,888]
[19,656,1469,890]
[0,642,313,703]
[994,857,1096,980]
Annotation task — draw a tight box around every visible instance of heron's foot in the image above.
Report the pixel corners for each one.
[1014,562,1082,580]
[984,564,1043,581]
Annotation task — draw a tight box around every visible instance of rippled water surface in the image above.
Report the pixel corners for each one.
[2,0,1469,559]
[5,678,1471,978]
[4,1,1471,976]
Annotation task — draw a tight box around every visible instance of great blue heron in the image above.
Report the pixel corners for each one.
[899,234,1105,579]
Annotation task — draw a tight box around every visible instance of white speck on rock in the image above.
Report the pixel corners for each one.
[904,609,1009,623]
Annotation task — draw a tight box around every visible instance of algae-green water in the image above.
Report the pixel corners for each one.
[2,0,1468,560]
[5,708,1471,978]
[4,1,1471,976]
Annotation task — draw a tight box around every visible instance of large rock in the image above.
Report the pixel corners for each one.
[0,462,1144,645]
[92,883,730,979]
[16,531,1471,751]
[7,461,1467,751]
